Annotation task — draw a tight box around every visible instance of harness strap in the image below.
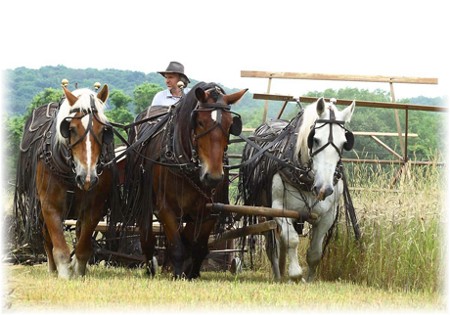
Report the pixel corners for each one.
[102,110,172,168]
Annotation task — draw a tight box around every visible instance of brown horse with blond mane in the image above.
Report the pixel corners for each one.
[13,84,120,279]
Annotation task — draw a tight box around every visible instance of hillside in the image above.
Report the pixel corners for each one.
[4,65,258,115]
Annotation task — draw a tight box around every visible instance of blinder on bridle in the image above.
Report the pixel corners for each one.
[60,95,114,146]
[307,112,354,157]
[190,93,243,138]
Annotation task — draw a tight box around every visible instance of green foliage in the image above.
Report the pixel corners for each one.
[133,82,163,114]
[27,88,63,117]
[108,89,132,109]
[304,87,446,161]
[5,88,63,177]
[104,89,134,144]
[104,91,134,145]
[5,115,26,176]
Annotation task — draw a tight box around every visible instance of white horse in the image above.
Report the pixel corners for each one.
[239,97,355,282]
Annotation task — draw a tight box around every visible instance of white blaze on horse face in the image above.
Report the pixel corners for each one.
[211,110,218,122]
[81,115,92,182]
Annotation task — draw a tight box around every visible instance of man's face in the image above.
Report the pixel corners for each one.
[164,73,180,89]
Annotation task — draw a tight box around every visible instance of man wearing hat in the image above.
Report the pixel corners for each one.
[151,61,191,106]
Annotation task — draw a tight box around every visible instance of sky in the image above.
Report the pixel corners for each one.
[0,0,448,100]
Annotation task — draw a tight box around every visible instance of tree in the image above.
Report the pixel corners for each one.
[109,89,133,110]
[5,88,63,178]
[133,82,163,114]
[104,89,134,145]
[27,88,64,116]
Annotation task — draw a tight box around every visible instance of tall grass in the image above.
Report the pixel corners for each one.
[319,162,444,293]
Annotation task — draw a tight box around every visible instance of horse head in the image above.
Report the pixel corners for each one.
[57,85,112,191]
[301,98,355,201]
[191,85,248,187]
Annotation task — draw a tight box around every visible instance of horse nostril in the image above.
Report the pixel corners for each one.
[75,175,84,188]
[324,187,333,198]
[203,173,223,188]
[90,175,99,189]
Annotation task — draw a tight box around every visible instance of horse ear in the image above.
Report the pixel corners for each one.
[223,89,248,105]
[62,86,78,106]
[97,84,109,103]
[316,97,326,116]
[195,87,207,102]
[342,100,356,123]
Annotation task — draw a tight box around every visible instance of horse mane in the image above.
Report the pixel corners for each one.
[173,82,224,156]
[55,88,108,143]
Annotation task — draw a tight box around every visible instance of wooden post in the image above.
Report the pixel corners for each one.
[390,82,405,157]
[262,77,272,123]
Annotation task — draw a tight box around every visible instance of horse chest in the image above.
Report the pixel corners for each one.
[272,173,339,218]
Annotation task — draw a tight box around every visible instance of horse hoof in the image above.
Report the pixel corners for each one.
[289,273,303,282]
[230,257,242,274]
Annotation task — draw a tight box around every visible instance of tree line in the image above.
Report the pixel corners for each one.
[3,66,446,181]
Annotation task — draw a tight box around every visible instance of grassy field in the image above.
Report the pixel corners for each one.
[3,162,446,312]
[3,264,444,311]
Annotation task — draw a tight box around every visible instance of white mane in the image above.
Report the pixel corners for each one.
[56,88,108,142]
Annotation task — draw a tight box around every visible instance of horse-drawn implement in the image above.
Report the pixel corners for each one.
[10,79,360,282]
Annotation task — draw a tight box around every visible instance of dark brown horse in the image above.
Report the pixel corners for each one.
[124,82,247,279]
[13,85,120,279]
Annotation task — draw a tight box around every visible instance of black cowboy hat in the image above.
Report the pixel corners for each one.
[158,61,190,85]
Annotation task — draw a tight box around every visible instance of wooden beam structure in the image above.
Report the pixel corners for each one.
[241,71,439,85]
[253,93,447,112]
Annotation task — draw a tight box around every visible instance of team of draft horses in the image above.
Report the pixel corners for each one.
[13,79,357,282]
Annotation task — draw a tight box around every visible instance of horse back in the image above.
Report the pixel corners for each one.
[239,113,304,208]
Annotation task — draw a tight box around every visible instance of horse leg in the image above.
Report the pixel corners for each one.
[40,206,72,279]
[306,205,337,282]
[37,163,71,278]
[264,229,282,281]
[267,173,291,281]
[158,209,185,279]
[277,217,303,281]
[140,221,157,277]
[71,205,103,277]
[181,219,215,279]
[42,225,57,274]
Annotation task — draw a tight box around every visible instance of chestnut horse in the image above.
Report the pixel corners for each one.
[13,85,120,279]
[124,82,247,279]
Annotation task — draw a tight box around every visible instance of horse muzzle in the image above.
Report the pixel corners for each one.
[313,185,333,201]
[75,171,99,191]
[200,172,223,188]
